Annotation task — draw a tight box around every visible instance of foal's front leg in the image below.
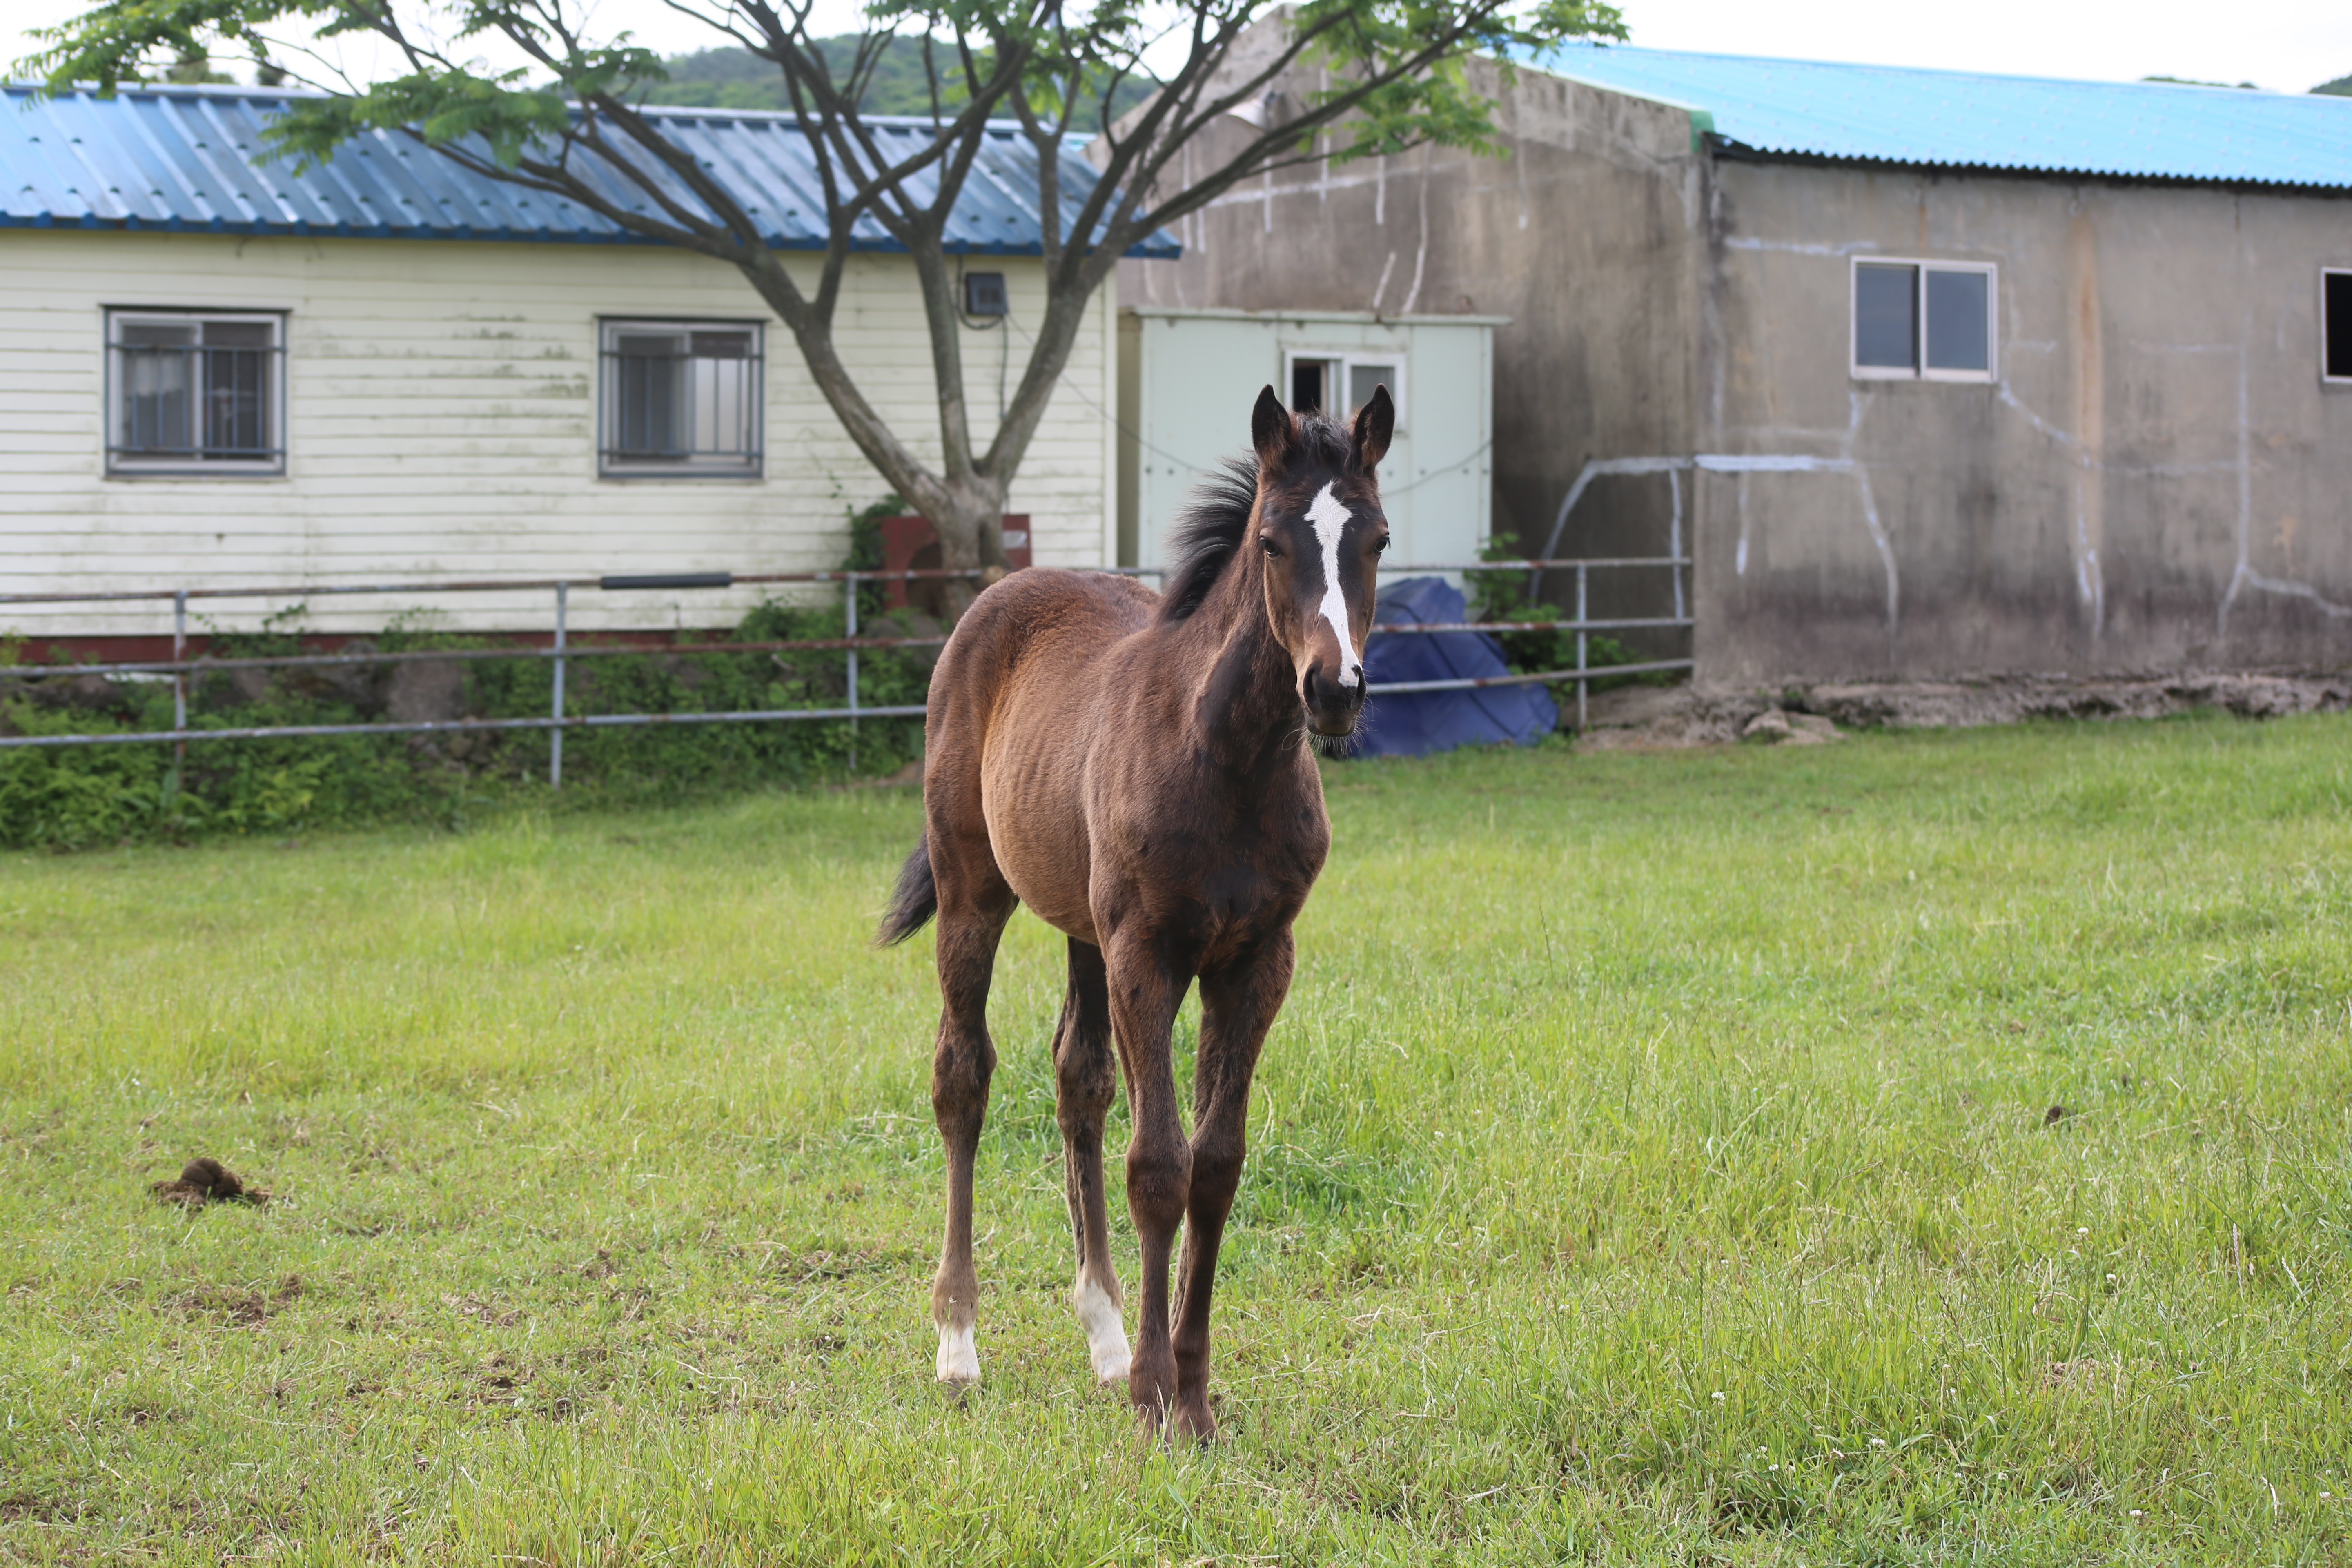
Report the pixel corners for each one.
[1102,928,1194,1425]
[1171,931,1293,1441]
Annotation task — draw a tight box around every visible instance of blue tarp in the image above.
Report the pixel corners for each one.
[1354,577,1557,757]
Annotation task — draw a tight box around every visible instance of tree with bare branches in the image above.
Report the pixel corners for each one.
[23,0,1622,607]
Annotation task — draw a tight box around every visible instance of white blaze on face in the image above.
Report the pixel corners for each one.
[1304,482,1363,687]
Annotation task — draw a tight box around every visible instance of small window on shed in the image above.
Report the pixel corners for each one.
[599,319,763,478]
[106,308,286,475]
[1289,356,1336,414]
[1283,352,1405,423]
[2325,270,2352,383]
[1851,259,1996,383]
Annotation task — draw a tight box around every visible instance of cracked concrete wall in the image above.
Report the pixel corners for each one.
[1115,49,2352,682]
[1699,163,2352,682]
[1114,56,1706,602]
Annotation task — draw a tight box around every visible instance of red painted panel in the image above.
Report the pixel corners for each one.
[874,514,1031,612]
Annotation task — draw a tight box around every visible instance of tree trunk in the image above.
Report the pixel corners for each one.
[927,475,1011,622]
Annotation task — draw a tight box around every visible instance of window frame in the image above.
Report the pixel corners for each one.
[103,306,288,478]
[597,316,767,481]
[2323,267,2352,387]
[1281,350,1407,428]
[1847,258,1999,385]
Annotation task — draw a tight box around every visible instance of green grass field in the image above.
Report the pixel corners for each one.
[3,715,2349,1564]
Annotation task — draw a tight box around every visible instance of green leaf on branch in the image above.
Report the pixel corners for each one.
[263,69,571,169]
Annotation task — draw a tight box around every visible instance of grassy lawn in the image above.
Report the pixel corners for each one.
[2,714,2349,1564]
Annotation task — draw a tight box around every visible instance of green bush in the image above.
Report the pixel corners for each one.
[1463,540,1675,691]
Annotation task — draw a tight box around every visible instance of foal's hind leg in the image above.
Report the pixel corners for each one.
[927,854,1017,1387]
[1054,938,1130,1383]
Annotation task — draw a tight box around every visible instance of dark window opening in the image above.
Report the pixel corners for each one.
[2326,271,2352,381]
[1924,269,1990,372]
[1853,261,1995,380]
[1854,264,1918,370]
[599,320,762,477]
[1287,356,1397,418]
[108,311,284,472]
[1290,356,1333,414]
[962,272,1007,317]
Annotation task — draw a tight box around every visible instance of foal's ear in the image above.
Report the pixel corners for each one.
[1251,384,1297,467]
[1351,384,1395,472]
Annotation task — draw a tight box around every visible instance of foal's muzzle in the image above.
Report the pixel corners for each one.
[1303,659,1366,737]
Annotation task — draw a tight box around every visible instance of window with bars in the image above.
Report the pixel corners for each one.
[106,310,285,474]
[1851,259,1997,383]
[599,320,764,477]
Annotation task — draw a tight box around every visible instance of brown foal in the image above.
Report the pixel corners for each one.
[876,383,1394,1439]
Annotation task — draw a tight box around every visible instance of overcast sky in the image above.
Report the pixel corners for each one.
[8,0,2351,95]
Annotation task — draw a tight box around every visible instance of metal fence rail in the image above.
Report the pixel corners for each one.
[0,557,1690,771]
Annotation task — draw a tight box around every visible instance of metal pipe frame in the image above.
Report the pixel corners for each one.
[2,557,1691,751]
[0,559,1679,608]
[7,617,1692,685]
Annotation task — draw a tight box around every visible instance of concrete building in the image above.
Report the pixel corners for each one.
[0,83,1166,644]
[1119,45,2352,684]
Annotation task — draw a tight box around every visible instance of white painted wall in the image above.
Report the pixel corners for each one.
[0,230,1118,636]
[1122,307,1496,572]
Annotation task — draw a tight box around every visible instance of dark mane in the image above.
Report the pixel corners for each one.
[1156,458,1258,623]
[1156,416,1356,624]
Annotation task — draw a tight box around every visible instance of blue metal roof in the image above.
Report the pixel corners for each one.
[1531,44,2352,191]
[0,81,1179,253]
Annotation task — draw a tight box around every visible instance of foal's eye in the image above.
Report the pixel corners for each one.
[1260,535,1282,557]
[1374,534,1392,555]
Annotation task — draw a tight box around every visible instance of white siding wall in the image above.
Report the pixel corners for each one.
[0,230,1117,635]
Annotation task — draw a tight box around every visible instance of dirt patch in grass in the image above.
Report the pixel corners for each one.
[149,1156,270,1210]
[165,1274,303,1327]
[769,1245,920,1282]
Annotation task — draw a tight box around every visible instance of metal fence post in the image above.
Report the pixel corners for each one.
[550,582,567,789]
[171,589,187,782]
[1575,563,1589,733]
[845,570,860,773]
[1670,523,1687,626]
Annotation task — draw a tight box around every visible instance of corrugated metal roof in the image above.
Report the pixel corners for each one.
[0,81,1179,253]
[1532,43,2352,191]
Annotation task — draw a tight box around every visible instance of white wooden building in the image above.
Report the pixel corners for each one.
[0,84,1165,641]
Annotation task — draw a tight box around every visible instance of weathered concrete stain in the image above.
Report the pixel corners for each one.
[2069,204,2107,644]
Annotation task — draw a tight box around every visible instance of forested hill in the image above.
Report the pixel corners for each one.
[633,40,1155,131]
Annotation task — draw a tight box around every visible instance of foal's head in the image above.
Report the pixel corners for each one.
[1248,383,1394,738]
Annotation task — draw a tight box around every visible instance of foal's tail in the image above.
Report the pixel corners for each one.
[874,835,938,946]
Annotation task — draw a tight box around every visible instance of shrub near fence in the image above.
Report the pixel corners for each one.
[0,598,934,851]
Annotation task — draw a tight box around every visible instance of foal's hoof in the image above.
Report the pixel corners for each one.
[1130,1395,1218,1446]
[1172,1398,1220,1445]
[935,1324,980,1387]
